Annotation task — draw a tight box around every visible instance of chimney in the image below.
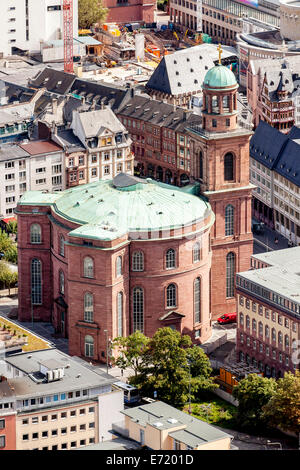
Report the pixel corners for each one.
[51,121,57,136]
[81,96,85,105]
[52,97,58,115]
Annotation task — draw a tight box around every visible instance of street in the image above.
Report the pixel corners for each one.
[252,217,293,254]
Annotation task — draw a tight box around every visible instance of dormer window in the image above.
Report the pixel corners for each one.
[115,133,122,144]
[88,138,98,148]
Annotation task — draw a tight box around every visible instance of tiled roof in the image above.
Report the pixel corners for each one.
[146,46,214,96]
[274,139,300,185]
[54,129,85,152]
[118,95,202,130]
[250,121,288,169]
[76,108,126,138]
[30,67,76,94]
[69,79,129,111]
[251,121,300,186]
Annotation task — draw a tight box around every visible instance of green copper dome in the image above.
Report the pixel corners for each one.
[19,174,214,241]
[203,64,237,89]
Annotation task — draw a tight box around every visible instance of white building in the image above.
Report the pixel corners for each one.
[0,0,78,57]
[169,0,202,32]
[70,107,134,181]
[0,140,65,219]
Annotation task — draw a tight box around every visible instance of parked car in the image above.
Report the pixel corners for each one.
[217,313,237,324]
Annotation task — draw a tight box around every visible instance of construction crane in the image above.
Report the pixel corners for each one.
[63,0,74,74]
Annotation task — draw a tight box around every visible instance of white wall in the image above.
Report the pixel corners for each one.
[98,390,124,442]
[0,0,79,56]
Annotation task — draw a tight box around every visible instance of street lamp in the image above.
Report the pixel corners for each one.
[200,403,212,423]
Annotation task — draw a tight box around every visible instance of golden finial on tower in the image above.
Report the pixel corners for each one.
[217,43,223,65]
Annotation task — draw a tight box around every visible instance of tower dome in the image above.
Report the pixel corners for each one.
[203,64,238,90]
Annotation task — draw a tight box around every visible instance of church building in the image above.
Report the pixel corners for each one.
[16,56,254,361]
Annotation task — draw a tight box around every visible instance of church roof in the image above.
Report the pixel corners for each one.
[203,64,237,90]
[18,174,213,241]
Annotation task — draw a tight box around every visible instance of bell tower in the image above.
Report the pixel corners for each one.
[188,46,254,318]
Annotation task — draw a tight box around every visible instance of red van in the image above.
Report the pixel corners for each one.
[217,313,237,324]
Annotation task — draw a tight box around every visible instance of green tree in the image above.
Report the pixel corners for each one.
[0,262,18,293]
[6,220,17,235]
[262,371,300,435]
[232,374,277,431]
[129,328,215,408]
[78,0,108,29]
[186,345,216,397]
[0,229,18,264]
[112,330,149,377]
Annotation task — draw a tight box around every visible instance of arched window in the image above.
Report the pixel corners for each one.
[132,251,144,272]
[166,249,176,269]
[193,242,201,263]
[60,235,65,257]
[116,256,122,277]
[83,257,93,278]
[239,312,244,326]
[265,325,270,338]
[246,315,250,329]
[133,287,144,332]
[166,283,176,308]
[225,204,234,236]
[31,259,42,305]
[226,252,235,298]
[278,331,283,345]
[84,293,93,323]
[59,271,64,295]
[199,151,203,180]
[272,328,276,342]
[224,152,234,181]
[117,292,123,337]
[194,277,201,324]
[84,335,94,357]
[205,95,209,111]
[259,321,263,336]
[285,335,289,349]
[212,95,219,113]
[223,95,230,112]
[30,224,41,244]
[252,319,257,332]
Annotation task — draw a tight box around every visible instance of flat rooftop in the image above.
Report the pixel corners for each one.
[3,348,116,399]
[238,247,300,307]
[252,246,300,272]
[122,400,232,448]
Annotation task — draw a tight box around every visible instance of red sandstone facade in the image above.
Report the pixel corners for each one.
[103,0,156,25]
[16,179,214,363]
[187,68,254,318]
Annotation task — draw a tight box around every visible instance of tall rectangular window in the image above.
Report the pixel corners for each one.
[133,287,144,332]
[31,259,42,304]
[117,292,123,337]
[194,278,201,323]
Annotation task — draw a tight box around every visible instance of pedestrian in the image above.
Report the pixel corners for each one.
[121,368,124,377]
[274,237,278,245]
